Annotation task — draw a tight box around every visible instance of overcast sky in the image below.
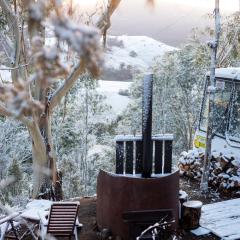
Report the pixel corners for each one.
[76,0,240,47]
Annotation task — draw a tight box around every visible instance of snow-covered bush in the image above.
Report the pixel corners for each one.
[129,50,138,58]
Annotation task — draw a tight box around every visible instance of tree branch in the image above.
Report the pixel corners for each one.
[49,61,85,111]
[0,0,21,82]
[0,103,12,117]
[96,0,121,34]
[49,0,122,111]
[0,103,33,126]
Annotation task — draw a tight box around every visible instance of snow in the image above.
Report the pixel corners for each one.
[0,212,20,236]
[179,190,188,200]
[97,80,131,115]
[87,144,112,157]
[26,199,52,210]
[114,134,174,141]
[208,68,240,81]
[0,66,11,82]
[20,199,52,221]
[207,86,217,92]
[105,35,177,71]
[183,200,203,208]
[200,198,240,239]
[191,227,211,236]
[109,172,171,178]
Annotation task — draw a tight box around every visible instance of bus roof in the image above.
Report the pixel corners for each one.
[207,68,240,81]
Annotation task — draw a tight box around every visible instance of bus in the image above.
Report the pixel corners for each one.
[194,68,240,156]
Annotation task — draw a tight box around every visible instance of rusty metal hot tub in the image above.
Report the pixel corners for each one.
[97,74,179,239]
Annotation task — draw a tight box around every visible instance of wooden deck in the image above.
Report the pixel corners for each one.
[200,198,240,240]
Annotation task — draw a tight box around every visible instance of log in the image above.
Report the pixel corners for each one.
[182,200,203,230]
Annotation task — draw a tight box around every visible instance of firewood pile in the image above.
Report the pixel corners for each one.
[178,150,204,180]
[178,149,240,195]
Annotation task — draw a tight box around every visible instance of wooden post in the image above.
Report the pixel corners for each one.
[142,74,153,178]
[116,141,124,174]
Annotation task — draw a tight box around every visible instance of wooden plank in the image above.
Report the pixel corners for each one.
[154,140,163,174]
[164,140,172,173]
[200,199,240,239]
[116,141,124,174]
[135,140,143,174]
[125,141,134,174]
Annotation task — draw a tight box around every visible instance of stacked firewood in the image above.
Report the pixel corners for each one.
[178,150,204,180]
[178,150,240,195]
[209,152,240,195]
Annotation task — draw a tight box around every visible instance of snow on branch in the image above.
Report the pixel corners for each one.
[0,78,42,122]
[52,16,102,76]
[49,61,85,111]
[31,36,68,88]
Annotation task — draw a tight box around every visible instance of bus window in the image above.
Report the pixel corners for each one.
[228,83,240,140]
[213,80,232,136]
[199,89,209,131]
[200,79,232,136]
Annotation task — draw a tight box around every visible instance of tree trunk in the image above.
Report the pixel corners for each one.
[28,110,62,200]
[28,122,48,198]
[200,0,220,193]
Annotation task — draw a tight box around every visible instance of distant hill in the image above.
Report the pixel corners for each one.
[102,35,177,81]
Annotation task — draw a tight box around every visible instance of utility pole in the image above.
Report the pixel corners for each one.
[200,0,221,193]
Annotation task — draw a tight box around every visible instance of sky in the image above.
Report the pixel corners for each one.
[74,0,240,47]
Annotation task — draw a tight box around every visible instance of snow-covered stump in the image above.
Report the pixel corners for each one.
[182,200,203,230]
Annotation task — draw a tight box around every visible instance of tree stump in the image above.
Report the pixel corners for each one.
[182,200,203,230]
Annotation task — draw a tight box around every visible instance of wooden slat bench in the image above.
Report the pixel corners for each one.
[39,202,82,240]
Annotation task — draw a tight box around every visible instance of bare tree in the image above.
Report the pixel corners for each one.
[0,0,122,199]
[200,0,221,193]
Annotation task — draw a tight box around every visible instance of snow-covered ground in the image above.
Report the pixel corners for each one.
[97,80,131,115]
[105,35,177,70]
[200,198,240,239]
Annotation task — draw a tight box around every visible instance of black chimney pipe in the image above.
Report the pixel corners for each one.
[142,74,153,178]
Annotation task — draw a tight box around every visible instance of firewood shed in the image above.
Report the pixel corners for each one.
[97,74,179,240]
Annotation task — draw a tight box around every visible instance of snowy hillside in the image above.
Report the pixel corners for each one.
[104,35,177,72]
[97,80,131,115]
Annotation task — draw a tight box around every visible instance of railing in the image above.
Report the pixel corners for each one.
[115,134,173,175]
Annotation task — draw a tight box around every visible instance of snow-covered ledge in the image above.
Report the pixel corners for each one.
[114,134,174,141]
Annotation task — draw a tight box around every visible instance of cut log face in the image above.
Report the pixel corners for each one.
[182,201,203,230]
